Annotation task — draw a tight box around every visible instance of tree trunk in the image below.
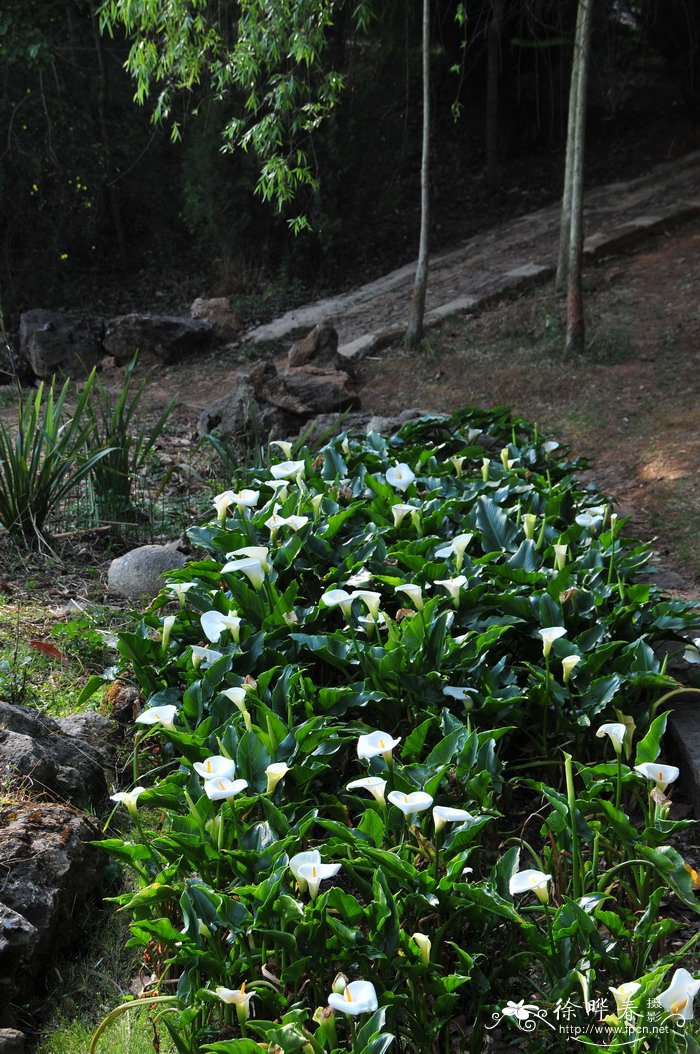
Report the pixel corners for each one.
[486,0,506,187]
[405,0,430,350]
[556,2,583,291]
[564,0,593,356]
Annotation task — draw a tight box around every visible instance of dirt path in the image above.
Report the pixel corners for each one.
[243,151,700,352]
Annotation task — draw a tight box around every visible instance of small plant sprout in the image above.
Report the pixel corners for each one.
[110,786,146,818]
[289,849,321,893]
[204,777,248,801]
[433,805,474,833]
[220,557,266,590]
[328,980,379,1017]
[135,705,177,729]
[435,575,467,606]
[634,762,680,792]
[265,763,289,795]
[523,513,537,540]
[387,790,433,821]
[658,969,700,1021]
[270,459,305,480]
[385,463,415,491]
[509,869,552,904]
[346,776,387,803]
[167,581,195,606]
[539,626,567,658]
[561,654,581,684]
[297,860,342,900]
[161,614,176,650]
[553,543,568,571]
[200,610,242,643]
[194,756,237,781]
[412,932,432,964]
[596,722,626,755]
[609,982,641,1018]
[321,588,355,617]
[357,730,401,764]
[395,583,424,610]
[216,983,254,1028]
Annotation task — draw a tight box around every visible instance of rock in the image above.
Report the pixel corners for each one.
[668,699,700,818]
[103,313,213,364]
[0,804,102,1021]
[101,680,142,723]
[278,365,359,414]
[191,297,241,335]
[19,309,103,379]
[364,407,439,434]
[196,376,299,440]
[0,1029,25,1053]
[108,544,187,600]
[287,325,338,368]
[0,701,118,805]
[298,407,437,446]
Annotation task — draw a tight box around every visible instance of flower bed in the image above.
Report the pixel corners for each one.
[95,408,700,1053]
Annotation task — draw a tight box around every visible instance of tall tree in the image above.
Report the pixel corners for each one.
[485,0,506,186]
[558,0,594,354]
[405,0,431,349]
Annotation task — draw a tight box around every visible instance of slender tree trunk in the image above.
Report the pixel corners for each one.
[486,0,506,187]
[405,0,430,350]
[556,2,583,291]
[565,0,593,356]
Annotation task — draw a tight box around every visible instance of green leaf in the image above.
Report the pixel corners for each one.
[236,730,272,792]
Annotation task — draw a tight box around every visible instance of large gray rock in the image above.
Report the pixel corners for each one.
[0,702,118,804]
[287,324,339,368]
[0,1028,25,1053]
[19,309,103,378]
[276,364,358,414]
[191,297,241,335]
[107,543,187,600]
[103,313,213,364]
[0,804,102,1024]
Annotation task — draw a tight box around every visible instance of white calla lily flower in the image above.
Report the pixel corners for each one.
[110,786,146,818]
[395,583,424,610]
[412,932,432,964]
[683,638,700,665]
[221,686,252,729]
[481,457,490,481]
[213,491,236,523]
[542,440,559,455]
[357,730,401,763]
[216,984,254,1021]
[596,722,626,755]
[435,575,467,605]
[387,790,433,819]
[200,610,241,644]
[433,805,474,833]
[385,463,415,492]
[523,513,537,541]
[346,776,387,803]
[265,763,289,795]
[562,654,581,684]
[270,440,293,458]
[392,503,416,528]
[609,982,641,1017]
[227,546,271,572]
[553,543,568,571]
[167,581,195,605]
[450,455,465,476]
[264,479,290,502]
[321,588,355,617]
[328,980,379,1017]
[634,762,680,791]
[204,777,248,801]
[194,756,236,781]
[161,614,176,650]
[297,860,342,900]
[271,460,305,480]
[190,646,224,669]
[352,590,382,619]
[442,685,475,709]
[289,849,321,892]
[220,557,266,590]
[539,626,567,658]
[658,968,700,1021]
[135,705,177,730]
[509,869,552,904]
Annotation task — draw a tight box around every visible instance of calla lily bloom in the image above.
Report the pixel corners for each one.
[135,705,177,729]
[289,849,321,892]
[576,509,604,530]
[216,984,254,1021]
[201,610,241,644]
[395,583,424,610]
[436,533,473,569]
[683,638,700,665]
[346,776,387,803]
[232,488,259,510]
[539,626,567,658]
[385,463,415,492]
[213,491,236,523]
[450,456,465,476]
[263,479,290,502]
[433,805,474,833]
[500,447,519,471]
[310,493,324,518]
[297,860,342,900]
[194,756,236,781]
[265,508,309,535]
[553,543,568,571]
[387,790,433,819]
[167,581,195,605]
[658,969,700,1021]
[352,590,382,619]
[220,557,266,590]
[328,980,378,1017]
[562,654,581,684]
[466,427,481,443]
[110,786,146,818]
[161,614,176,650]
[596,722,626,755]
[204,777,248,801]
[222,686,252,729]
[634,762,680,792]
[392,503,418,528]
[481,457,490,481]
[271,459,305,480]
[412,932,431,964]
[265,763,289,795]
[523,513,537,540]
[442,685,475,709]
[509,869,552,904]
[435,576,467,605]
[270,440,293,458]
[227,546,272,572]
[542,440,559,455]
[346,567,373,588]
[609,982,641,1018]
[357,730,401,763]
[190,646,224,669]
[321,588,355,617]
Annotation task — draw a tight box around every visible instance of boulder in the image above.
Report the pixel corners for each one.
[19,309,103,378]
[191,297,241,335]
[0,701,118,805]
[196,375,300,440]
[0,804,102,1024]
[287,324,339,368]
[0,1029,25,1053]
[278,364,358,414]
[107,544,187,600]
[103,313,213,364]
